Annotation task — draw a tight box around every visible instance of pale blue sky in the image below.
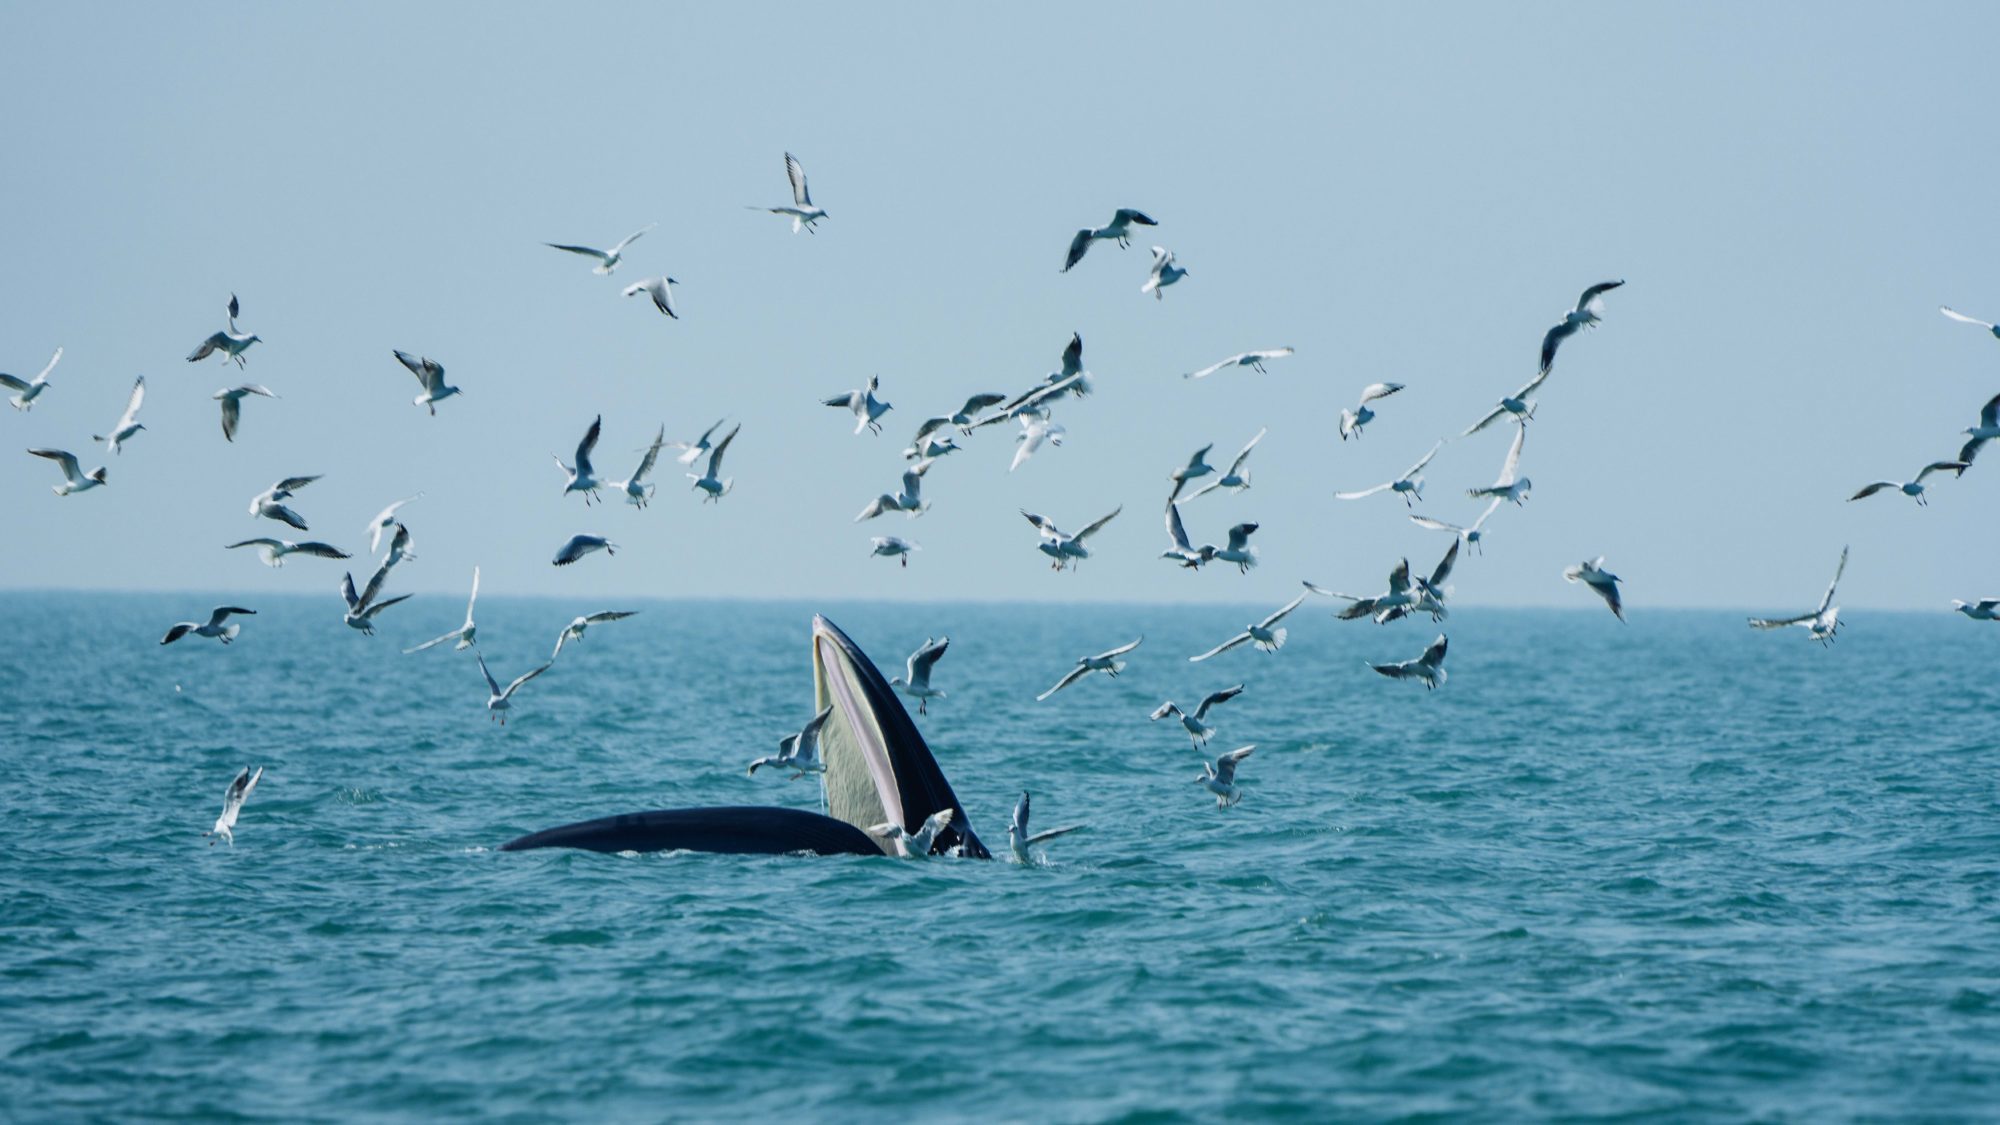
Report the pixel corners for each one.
[4,4,1997,611]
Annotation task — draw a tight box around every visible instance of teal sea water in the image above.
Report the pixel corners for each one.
[2,593,1997,1121]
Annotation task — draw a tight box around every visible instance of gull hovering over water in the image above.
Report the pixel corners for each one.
[1186,428,1266,501]
[28,448,106,496]
[212,384,277,442]
[890,635,949,715]
[226,538,350,567]
[392,350,459,415]
[1957,392,2000,467]
[1849,460,1967,506]
[1007,791,1083,863]
[1211,523,1260,574]
[1195,745,1255,808]
[758,153,826,234]
[869,809,954,858]
[1410,497,1504,555]
[1462,369,1551,437]
[1062,208,1157,271]
[340,563,412,634]
[248,475,320,531]
[1540,279,1625,374]
[1167,444,1215,499]
[551,610,639,659]
[1750,546,1847,644]
[1189,592,1309,662]
[0,347,61,410]
[856,458,935,522]
[404,567,480,653]
[869,536,919,567]
[1335,440,1443,506]
[1941,305,2000,340]
[1185,347,1294,381]
[671,419,728,466]
[1466,422,1530,506]
[366,494,422,553]
[1952,597,2000,622]
[552,535,616,567]
[749,705,833,778]
[554,415,604,504]
[825,376,893,435]
[609,426,666,508]
[161,606,255,646]
[1036,637,1142,701]
[1339,382,1404,441]
[1150,684,1245,748]
[1022,505,1121,570]
[1370,635,1449,690]
[206,766,262,846]
[622,275,679,318]
[688,424,740,501]
[187,294,260,368]
[544,223,654,274]
[92,377,146,454]
[1141,245,1187,300]
[478,654,552,726]
[1564,557,1626,621]
[1160,501,1217,569]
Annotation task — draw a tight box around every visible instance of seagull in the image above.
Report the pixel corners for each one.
[187,295,260,368]
[1160,500,1217,569]
[1150,684,1245,748]
[1045,332,1091,397]
[748,705,834,778]
[622,275,680,318]
[671,418,729,466]
[161,606,255,646]
[1750,546,1848,645]
[91,377,146,454]
[0,346,61,410]
[1338,382,1405,441]
[1141,246,1187,300]
[478,654,553,726]
[890,635,949,715]
[1941,305,2000,340]
[1010,413,1066,472]
[1185,348,1295,381]
[1461,370,1552,437]
[247,475,320,531]
[1467,422,1530,506]
[609,426,666,508]
[1849,460,1968,506]
[205,766,262,846]
[393,351,460,415]
[1195,745,1256,808]
[825,376,892,435]
[1036,637,1143,701]
[869,536,919,567]
[551,611,639,659]
[1957,393,2000,467]
[1306,557,1424,623]
[212,385,277,442]
[1211,523,1260,573]
[404,567,480,653]
[225,538,350,567]
[868,809,955,858]
[1410,497,1504,555]
[1335,440,1443,506]
[1167,444,1216,500]
[908,393,1007,447]
[340,563,412,635]
[688,424,740,501]
[1007,791,1083,863]
[1369,634,1449,690]
[366,494,422,553]
[381,522,418,569]
[758,153,826,234]
[1564,557,1626,621]
[552,534,616,567]
[970,374,1086,435]
[1062,208,1157,271]
[554,415,604,504]
[1540,279,1625,374]
[1952,597,2000,622]
[1022,505,1120,570]
[856,459,934,522]
[1186,428,1267,500]
[544,223,654,274]
[902,432,960,461]
[1381,540,1459,624]
[1189,592,1309,662]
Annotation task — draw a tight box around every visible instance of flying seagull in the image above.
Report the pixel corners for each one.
[212,385,277,442]
[1461,369,1551,437]
[610,426,666,508]
[1540,279,1625,374]
[1956,392,2000,467]
[1749,546,1848,645]
[247,475,320,531]
[1564,557,1626,621]
[1339,382,1404,441]
[623,275,680,318]
[380,522,418,570]
[856,458,935,522]
[1160,500,1217,569]
[1150,684,1245,748]
[161,606,255,646]
[392,350,459,415]
[909,393,1007,446]
[404,567,480,653]
[1952,597,2000,622]
[1062,208,1157,271]
[552,534,616,567]
[825,375,892,435]
[1189,592,1309,662]
[1849,460,1967,506]
[1335,439,1444,506]
[554,415,604,504]
[1185,348,1295,381]
[1369,634,1449,690]
[671,418,729,466]
[1306,557,1423,624]
[970,374,1086,435]
[1036,637,1142,701]
[868,809,955,858]
[1186,428,1267,500]
[1022,505,1121,571]
[340,563,412,635]
[1466,422,1531,506]
[1167,444,1215,500]
[1212,523,1260,574]
[544,223,654,274]
[205,766,262,846]
[551,610,639,659]
[1141,246,1187,300]
[748,705,834,778]
[1010,413,1066,472]
[1410,497,1504,555]
[366,494,422,553]
[1941,305,2000,340]
[688,424,740,501]
[869,536,919,567]
[93,377,146,454]
[1195,745,1256,808]
[758,153,826,234]
[478,654,553,726]
[0,346,61,411]
[1045,332,1091,397]
[225,538,350,568]
[1380,540,1459,624]
[890,635,950,715]
[1007,791,1083,863]
[187,294,260,368]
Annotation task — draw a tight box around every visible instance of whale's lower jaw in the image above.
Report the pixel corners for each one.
[500,806,881,856]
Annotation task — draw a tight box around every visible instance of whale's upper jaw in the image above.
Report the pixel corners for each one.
[812,615,988,859]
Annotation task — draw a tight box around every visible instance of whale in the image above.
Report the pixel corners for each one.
[501,615,989,859]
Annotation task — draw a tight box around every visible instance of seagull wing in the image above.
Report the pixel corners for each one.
[1419,635,1449,668]
[1060,333,1084,380]
[545,242,612,265]
[1981,392,2000,430]
[1185,355,1237,381]
[1075,505,1122,542]
[1062,229,1092,272]
[1576,279,1626,310]
[910,636,949,680]
[357,561,392,612]
[1942,305,1997,331]
[1405,440,1444,478]
[477,654,502,696]
[1848,481,1898,501]
[633,427,665,482]
[502,662,554,700]
[1190,632,1253,662]
[1225,427,1268,475]
[1026,824,1085,845]
[1428,540,1461,589]
[1409,515,1465,535]
[784,152,811,206]
[219,395,242,441]
[1747,613,1815,630]
[1461,403,1508,438]
[340,571,361,611]
[114,377,145,430]
[1258,592,1310,628]
[607,224,655,256]
[1212,745,1255,784]
[706,425,740,475]
[0,373,28,392]
[1468,497,1504,532]
[1357,382,1405,405]
[1917,460,1970,482]
[1192,684,1245,720]
[404,629,463,654]
[1386,558,1413,596]
[1036,665,1090,702]
[294,542,350,559]
[187,332,227,362]
[463,566,481,624]
[1111,208,1157,229]
[1099,636,1144,659]
[205,606,254,628]
[1496,422,1526,485]
[1165,501,1193,550]
[958,392,1006,418]
[1817,545,1849,615]
[29,448,82,481]
[1224,523,1257,552]
[911,416,951,444]
[584,610,639,626]
[574,415,602,476]
[1334,482,1392,500]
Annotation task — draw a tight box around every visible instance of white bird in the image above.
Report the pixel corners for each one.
[1381,541,1459,625]
[1150,684,1245,748]
[1184,347,1294,381]
[1461,370,1551,437]
[551,610,639,659]
[748,705,834,778]
[0,346,61,411]
[1160,501,1217,569]
[688,424,740,501]
[1334,439,1443,506]
[478,654,553,726]
[1062,208,1157,271]
[908,394,1008,449]
[1957,392,2000,467]
[1466,422,1531,506]
[340,563,412,635]
[902,432,960,461]
[1410,497,1504,555]
[552,534,616,567]
[825,376,893,435]
[1369,634,1449,690]
[1338,382,1405,441]
[1540,279,1625,374]
[1189,593,1310,663]
[870,536,919,567]
[1211,522,1260,573]
[1750,546,1848,645]
[1141,245,1187,299]
[671,419,729,466]
[1952,597,2000,622]
[1941,305,2000,340]
[205,766,262,846]
[609,426,666,508]
[1007,791,1083,863]
[404,567,480,653]
[212,384,277,442]
[92,377,146,454]
[393,351,460,415]
[1167,444,1216,500]
[1306,555,1435,624]
[758,153,826,234]
[1849,460,1967,506]
[856,458,935,522]
[1036,637,1143,702]
[1009,413,1066,472]
[225,538,350,567]
[868,809,956,858]
[381,522,418,569]
[554,415,604,504]
[1021,505,1120,571]
[623,275,680,318]
[1195,745,1256,808]
[544,223,654,274]
[161,606,255,646]
[1186,428,1267,500]
[187,294,260,368]
[1564,557,1626,621]
[971,374,1087,435]
[1045,332,1091,397]
[366,494,423,553]
[247,475,320,531]
[890,635,950,715]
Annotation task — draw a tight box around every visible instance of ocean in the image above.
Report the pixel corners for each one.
[2,593,1996,1121]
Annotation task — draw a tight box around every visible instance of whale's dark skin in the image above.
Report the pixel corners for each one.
[500,806,881,856]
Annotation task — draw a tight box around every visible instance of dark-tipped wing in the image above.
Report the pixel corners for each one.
[785,152,810,206]
[1062,229,1092,272]
[1193,684,1245,720]
[574,415,602,474]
